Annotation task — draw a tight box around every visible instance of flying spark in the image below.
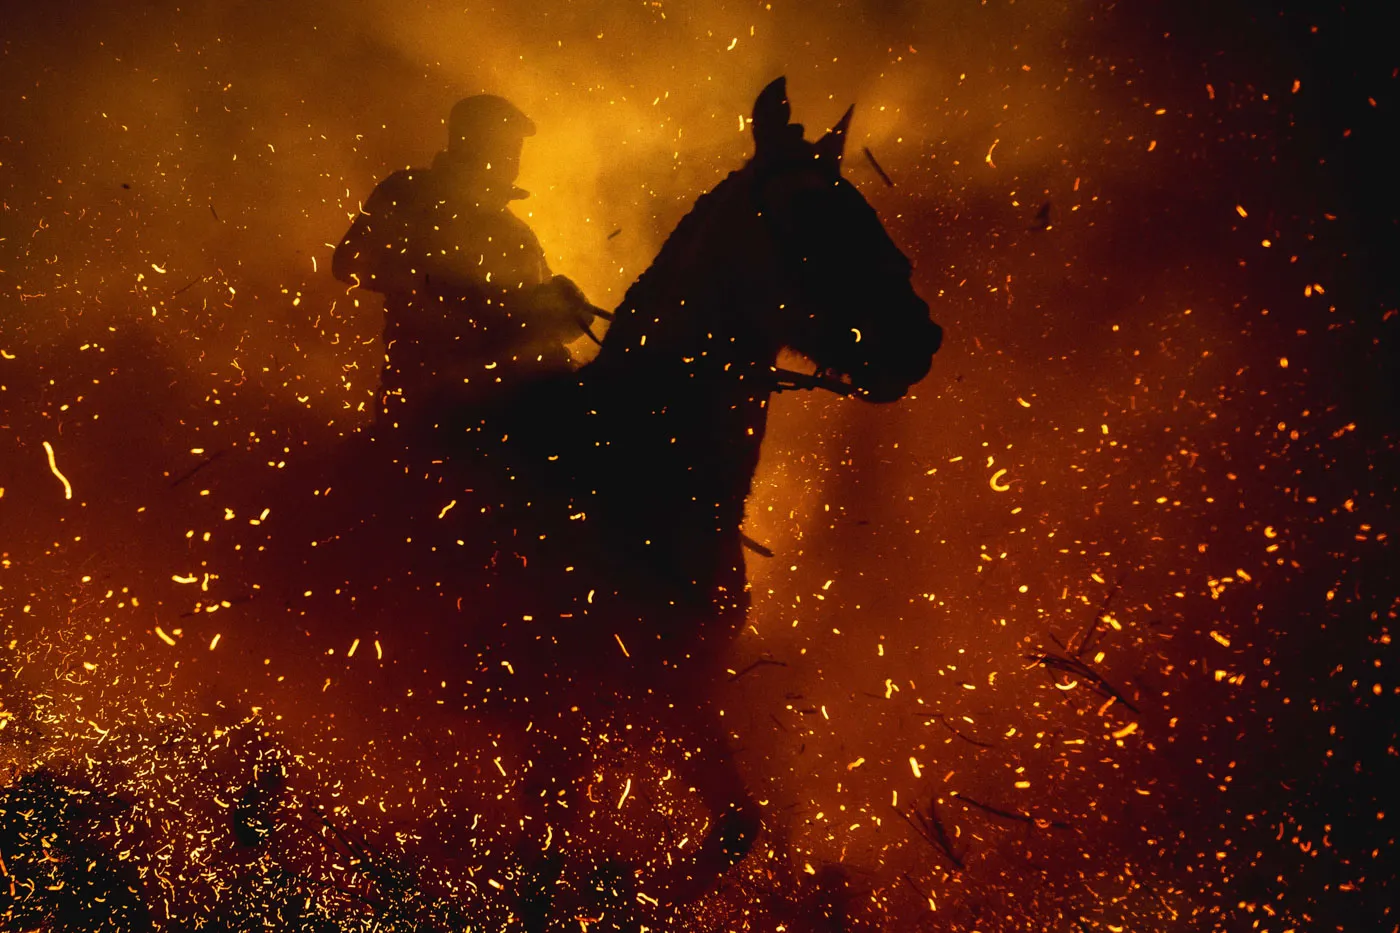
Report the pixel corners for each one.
[42,440,73,499]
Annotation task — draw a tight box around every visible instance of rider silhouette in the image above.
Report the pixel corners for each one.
[332,95,598,422]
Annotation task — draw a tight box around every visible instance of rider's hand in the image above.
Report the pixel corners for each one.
[530,276,598,337]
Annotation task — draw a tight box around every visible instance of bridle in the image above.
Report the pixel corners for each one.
[751,159,864,399]
[576,159,869,398]
[771,366,856,396]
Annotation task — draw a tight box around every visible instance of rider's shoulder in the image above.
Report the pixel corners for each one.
[500,208,545,247]
[368,168,434,206]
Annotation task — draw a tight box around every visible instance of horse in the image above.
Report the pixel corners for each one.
[0,77,939,931]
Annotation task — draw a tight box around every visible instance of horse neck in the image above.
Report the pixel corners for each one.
[588,183,782,548]
[591,306,779,529]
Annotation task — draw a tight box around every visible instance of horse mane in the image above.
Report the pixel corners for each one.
[600,168,750,350]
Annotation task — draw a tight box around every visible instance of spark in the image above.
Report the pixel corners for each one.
[42,441,72,499]
[618,777,632,809]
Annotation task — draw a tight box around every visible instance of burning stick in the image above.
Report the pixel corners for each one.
[170,449,226,487]
[311,805,371,868]
[307,803,423,915]
[740,532,774,557]
[172,276,207,297]
[1029,650,1139,713]
[902,872,931,900]
[862,147,895,187]
[728,657,787,682]
[929,714,995,749]
[1071,577,1123,658]
[916,802,964,868]
[895,800,964,869]
[951,791,1070,830]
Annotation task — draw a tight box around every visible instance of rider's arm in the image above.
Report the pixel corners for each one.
[514,224,604,340]
[332,173,414,291]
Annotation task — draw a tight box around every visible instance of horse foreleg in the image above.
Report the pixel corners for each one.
[652,693,761,903]
[512,713,600,931]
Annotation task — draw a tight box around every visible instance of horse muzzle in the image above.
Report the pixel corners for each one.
[855,312,941,403]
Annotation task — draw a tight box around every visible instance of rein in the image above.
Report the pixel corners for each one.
[771,366,856,397]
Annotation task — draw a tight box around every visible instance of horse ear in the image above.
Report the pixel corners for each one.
[815,104,854,171]
[752,76,791,154]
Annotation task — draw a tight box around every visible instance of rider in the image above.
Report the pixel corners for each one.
[332,95,599,422]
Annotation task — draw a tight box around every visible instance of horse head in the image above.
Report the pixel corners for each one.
[748,76,941,402]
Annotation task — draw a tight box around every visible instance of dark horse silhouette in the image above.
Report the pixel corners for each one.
[0,78,939,932]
